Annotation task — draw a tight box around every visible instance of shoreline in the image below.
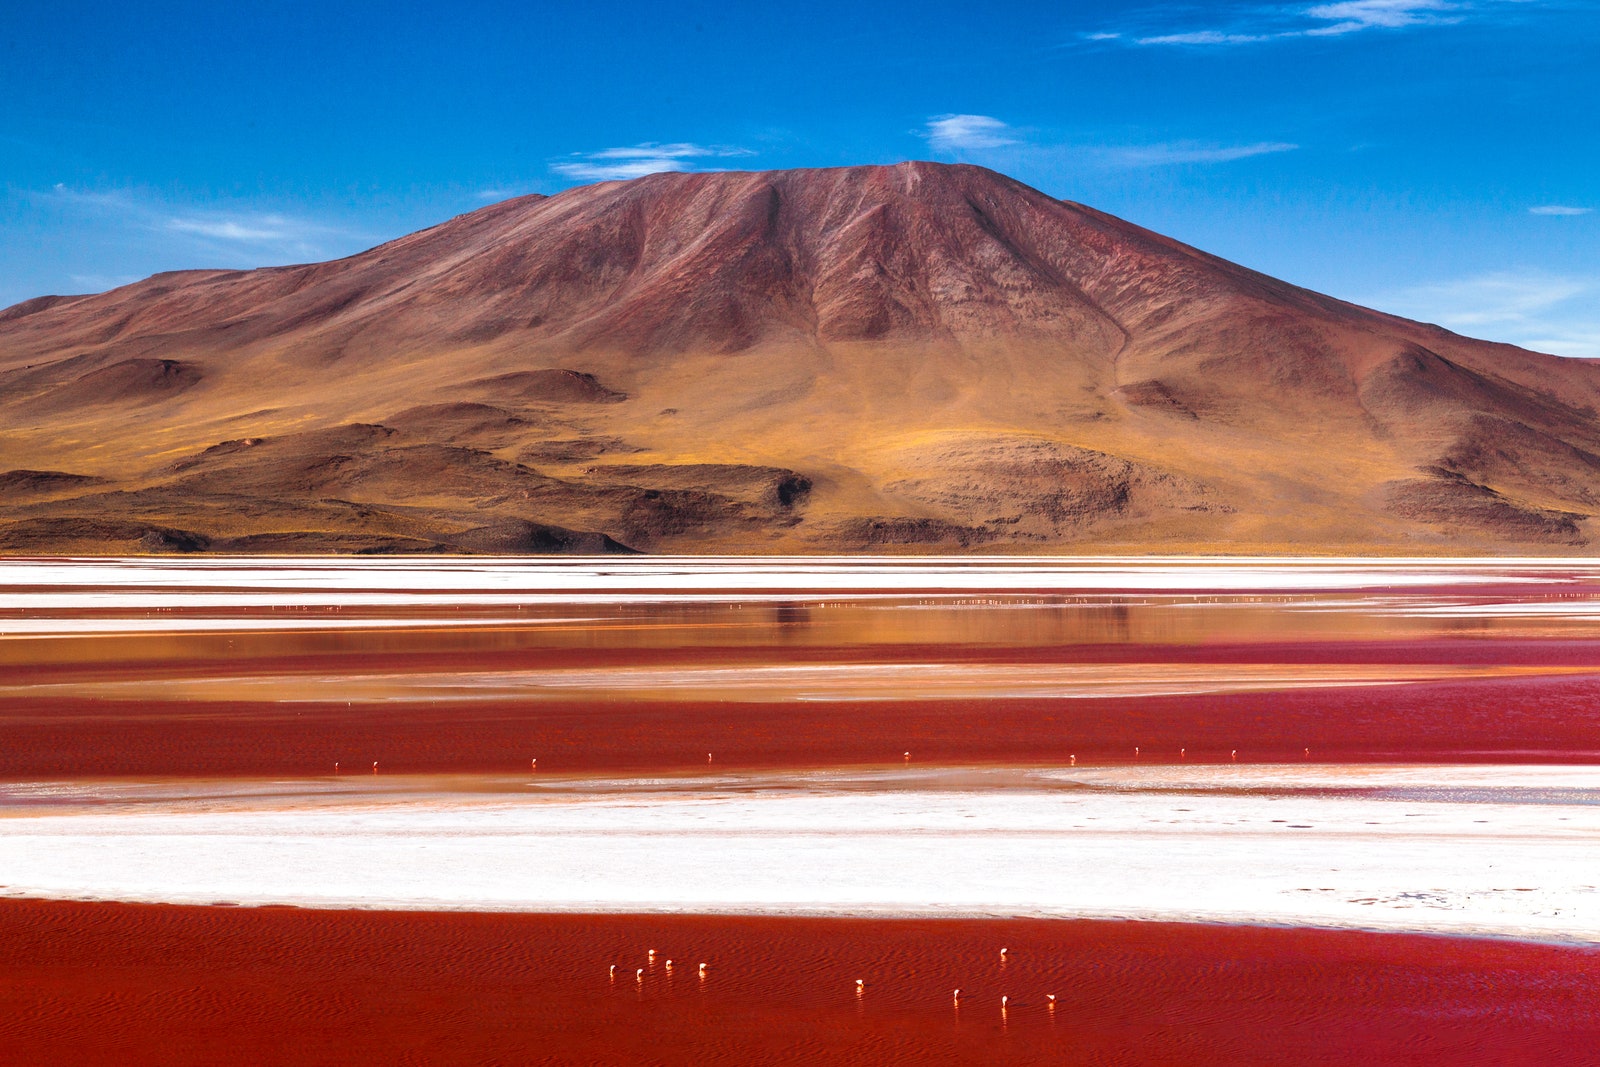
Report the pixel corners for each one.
[4,893,1600,951]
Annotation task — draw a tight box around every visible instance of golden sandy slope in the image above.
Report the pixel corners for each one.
[3,162,1599,554]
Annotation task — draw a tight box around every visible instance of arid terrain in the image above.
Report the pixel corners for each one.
[4,162,1599,554]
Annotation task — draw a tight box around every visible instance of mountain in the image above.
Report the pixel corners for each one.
[3,161,1599,554]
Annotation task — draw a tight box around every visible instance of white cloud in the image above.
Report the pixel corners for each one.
[165,214,330,245]
[47,184,138,211]
[918,115,1297,170]
[1519,328,1600,359]
[1099,140,1300,166]
[551,142,756,182]
[41,183,366,261]
[1137,30,1275,44]
[924,114,1020,152]
[1119,0,1464,46]
[1303,0,1459,34]
[1530,205,1593,216]
[1389,272,1586,327]
[1370,270,1600,358]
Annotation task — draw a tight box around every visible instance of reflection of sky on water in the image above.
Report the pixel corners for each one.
[7,559,1600,706]
[3,661,1586,705]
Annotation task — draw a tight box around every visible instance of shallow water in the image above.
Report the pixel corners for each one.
[3,557,1600,777]
[5,557,1600,1061]
[2,903,1594,1066]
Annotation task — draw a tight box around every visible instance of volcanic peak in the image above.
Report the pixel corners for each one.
[4,161,1600,554]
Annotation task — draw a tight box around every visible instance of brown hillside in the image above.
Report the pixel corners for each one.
[3,161,1598,554]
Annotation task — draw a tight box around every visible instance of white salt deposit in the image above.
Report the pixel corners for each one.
[2,764,1597,943]
[0,555,1592,603]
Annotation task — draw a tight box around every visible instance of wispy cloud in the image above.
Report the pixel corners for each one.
[551,142,756,182]
[43,183,367,261]
[920,115,1298,169]
[164,213,345,251]
[1530,205,1592,216]
[1098,140,1300,166]
[1090,0,1469,47]
[1370,270,1600,358]
[46,184,139,212]
[1389,272,1588,328]
[1302,0,1460,35]
[923,115,1020,152]
[1137,30,1277,45]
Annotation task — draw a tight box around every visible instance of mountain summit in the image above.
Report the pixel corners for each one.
[3,162,1599,553]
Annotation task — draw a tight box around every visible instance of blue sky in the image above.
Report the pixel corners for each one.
[3,0,1596,355]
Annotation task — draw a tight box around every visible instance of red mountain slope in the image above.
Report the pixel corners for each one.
[3,162,1597,553]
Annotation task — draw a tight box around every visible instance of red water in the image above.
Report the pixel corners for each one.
[2,672,1598,777]
[7,581,1600,776]
[7,571,1600,1062]
[0,902,1594,1066]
